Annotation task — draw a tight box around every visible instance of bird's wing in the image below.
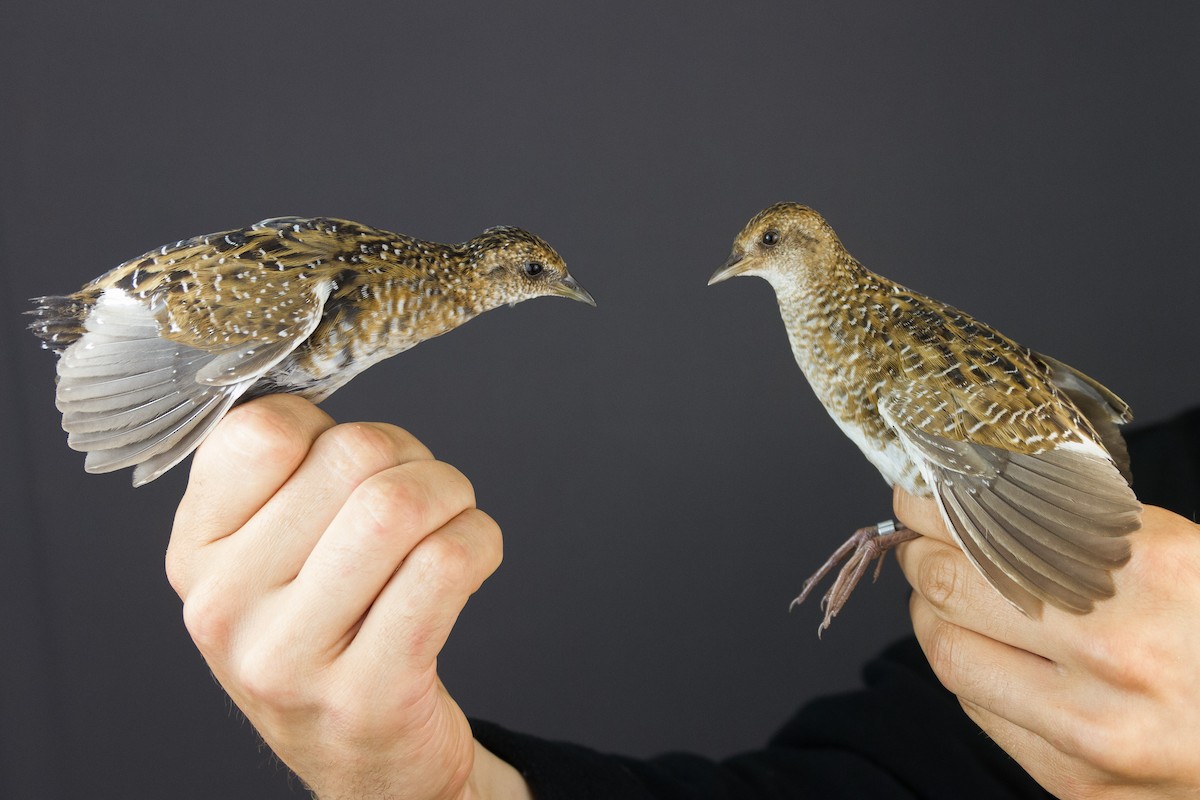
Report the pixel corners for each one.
[79,216,421,354]
[879,386,1140,617]
[55,280,332,486]
[1033,351,1133,483]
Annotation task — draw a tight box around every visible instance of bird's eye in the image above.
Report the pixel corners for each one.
[523,261,545,277]
[761,230,780,247]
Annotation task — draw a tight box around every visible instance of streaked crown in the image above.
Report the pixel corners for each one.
[712,202,849,287]
[465,226,593,306]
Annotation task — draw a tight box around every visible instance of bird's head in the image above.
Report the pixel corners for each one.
[465,226,595,308]
[709,202,845,289]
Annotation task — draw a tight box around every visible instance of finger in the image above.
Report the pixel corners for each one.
[227,421,437,588]
[909,590,1064,736]
[896,534,1051,657]
[955,699,1079,796]
[345,507,502,676]
[176,395,335,545]
[892,487,956,546]
[285,460,479,647]
[168,395,334,595]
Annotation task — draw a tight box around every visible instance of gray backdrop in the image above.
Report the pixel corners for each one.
[2,3,1197,797]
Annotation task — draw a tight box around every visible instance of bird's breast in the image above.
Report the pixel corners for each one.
[264,278,482,400]
[776,290,925,492]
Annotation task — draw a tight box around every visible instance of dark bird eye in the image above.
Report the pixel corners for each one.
[761,230,780,247]
[523,261,544,277]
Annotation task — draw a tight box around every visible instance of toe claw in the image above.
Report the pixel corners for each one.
[792,521,920,632]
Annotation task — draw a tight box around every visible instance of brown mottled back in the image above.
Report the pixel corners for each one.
[31,216,593,485]
[711,203,1140,623]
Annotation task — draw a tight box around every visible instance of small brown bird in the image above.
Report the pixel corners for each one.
[710,203,1141,631]
[30,216,593,486]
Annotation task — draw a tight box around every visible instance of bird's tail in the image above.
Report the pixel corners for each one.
[28,295,89,353]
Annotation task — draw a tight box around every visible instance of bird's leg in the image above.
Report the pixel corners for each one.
[790,519,920,634]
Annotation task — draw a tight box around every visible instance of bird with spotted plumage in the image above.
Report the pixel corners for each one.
[30,216,594,486]
[710,203,1141,632]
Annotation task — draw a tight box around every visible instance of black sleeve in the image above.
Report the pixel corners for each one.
[472,638,1048,800]
[472,406,1200,800]
[1127,405,1200,521]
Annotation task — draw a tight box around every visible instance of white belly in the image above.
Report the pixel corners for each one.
[824,406,927,494]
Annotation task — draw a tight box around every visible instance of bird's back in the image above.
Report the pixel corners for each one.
[716,201,1141,619]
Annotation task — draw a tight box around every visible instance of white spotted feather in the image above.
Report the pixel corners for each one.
[56,283,331,486]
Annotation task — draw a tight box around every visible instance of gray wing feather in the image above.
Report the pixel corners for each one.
[195,341,307,385]
[882,397,1140,617]
[53,284,329,484]
[1036,352,1133,483]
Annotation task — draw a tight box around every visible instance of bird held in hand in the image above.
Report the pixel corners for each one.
[710,202,1140,632]
[31,216,593,486]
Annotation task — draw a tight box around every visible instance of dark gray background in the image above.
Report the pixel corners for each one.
[2,2,1197,797]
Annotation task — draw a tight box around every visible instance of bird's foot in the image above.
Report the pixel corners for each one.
[790,519,920,634]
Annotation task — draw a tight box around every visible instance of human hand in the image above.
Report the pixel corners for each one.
[166,395,530,800]
[895,488,1200,799]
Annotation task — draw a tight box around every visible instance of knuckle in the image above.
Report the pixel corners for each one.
[438,462,477,508]
[471,510,504,573]
[916,546,962,609]
[322,422,432,476]
[218,400,314,467]
[925,619,966,686]
[164,545,190,598]
[350,462,477,544]
[1037,688,1168,783]
[408,534,474,596]
[234,641,309,710]
[1066,714,1156,780]
[1078,631,1155,692]
[1129,528,1189,589]
[181,581,235,656]
[354,469,430,540]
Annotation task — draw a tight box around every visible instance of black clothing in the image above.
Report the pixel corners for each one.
[474,637,1047,799]
[472,407,1200,799]
[1127,405,1200,522]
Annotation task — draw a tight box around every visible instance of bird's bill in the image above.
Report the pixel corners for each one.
[549,275,597,306]
[708,252,762,285]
